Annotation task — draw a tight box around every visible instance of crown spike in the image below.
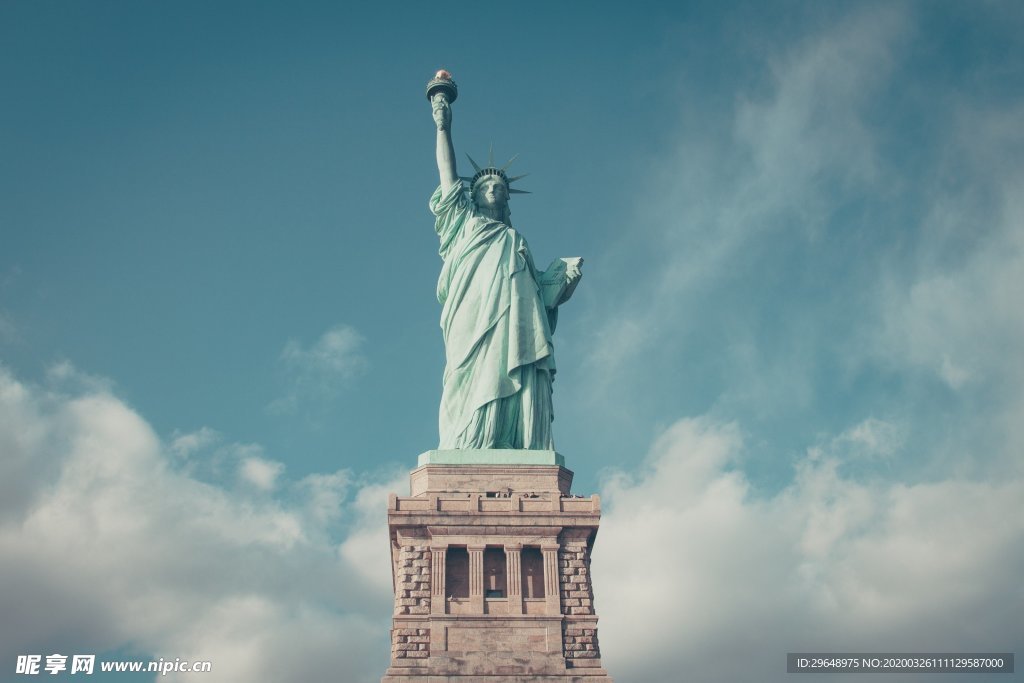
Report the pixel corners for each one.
[465,148,531,196]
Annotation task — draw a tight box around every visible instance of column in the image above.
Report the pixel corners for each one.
[468,545,485,613]
[430,545,446,615]
[542,544,561,614]
[505,543,523,614]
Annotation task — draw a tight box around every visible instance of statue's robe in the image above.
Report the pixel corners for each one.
[430,183,565,450]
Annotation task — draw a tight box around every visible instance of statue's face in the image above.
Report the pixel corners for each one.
[473,176,509,210]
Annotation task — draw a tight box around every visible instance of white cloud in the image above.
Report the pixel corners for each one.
[169,426,221,459]
[0,365,393,683]
[281,325,366,376]
[574,3,1023,482]
[817,417,904,462]
[586,7,1024,677]
[596,416,1024,682]
[296,470,352,527]
[269,324,367,415]
[45,359,115,394]
[7,357,1018,683]
[865,99,1024,478]
[339,471,407,593]
[878,220,1024,393]
[239,455,285,491]
[587,6,906,375]
[0,366,65,518]
[876,112,1024,391]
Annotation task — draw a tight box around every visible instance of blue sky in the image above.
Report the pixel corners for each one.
[2,2,1022,682]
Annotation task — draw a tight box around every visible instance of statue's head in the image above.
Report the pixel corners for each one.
[472,174,509,210]
[463,151,529,224]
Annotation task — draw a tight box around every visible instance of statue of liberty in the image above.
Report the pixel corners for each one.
[427,71,583,451]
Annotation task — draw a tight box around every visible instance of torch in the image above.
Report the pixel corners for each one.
[425,69,458,105]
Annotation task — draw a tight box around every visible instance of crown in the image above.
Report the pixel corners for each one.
[460,145,530,195]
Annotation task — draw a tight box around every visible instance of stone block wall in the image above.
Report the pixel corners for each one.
[391,627,430,661]
[394,544,431,616]
[562,625,600,661]
[558,544,593,616]
[559,541,602,661]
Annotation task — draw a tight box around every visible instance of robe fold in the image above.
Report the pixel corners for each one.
[430,183,559,450]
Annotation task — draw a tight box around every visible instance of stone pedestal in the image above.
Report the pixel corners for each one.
[382,450,613,682]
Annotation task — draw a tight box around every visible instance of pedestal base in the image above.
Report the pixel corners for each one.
[383,455,613,682]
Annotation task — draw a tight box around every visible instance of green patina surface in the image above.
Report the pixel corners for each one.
[429,75,583,453]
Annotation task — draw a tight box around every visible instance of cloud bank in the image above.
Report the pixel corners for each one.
[584,5,1024,680]
[595,417,1023,682]
[0,365,394,683]
[3,364,1019,682]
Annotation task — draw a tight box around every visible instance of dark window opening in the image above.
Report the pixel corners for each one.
[445,546,469,598]
[483,547,507,598]
[521,547,545,599]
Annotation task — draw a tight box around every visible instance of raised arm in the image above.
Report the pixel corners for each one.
[432,93,459,193]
